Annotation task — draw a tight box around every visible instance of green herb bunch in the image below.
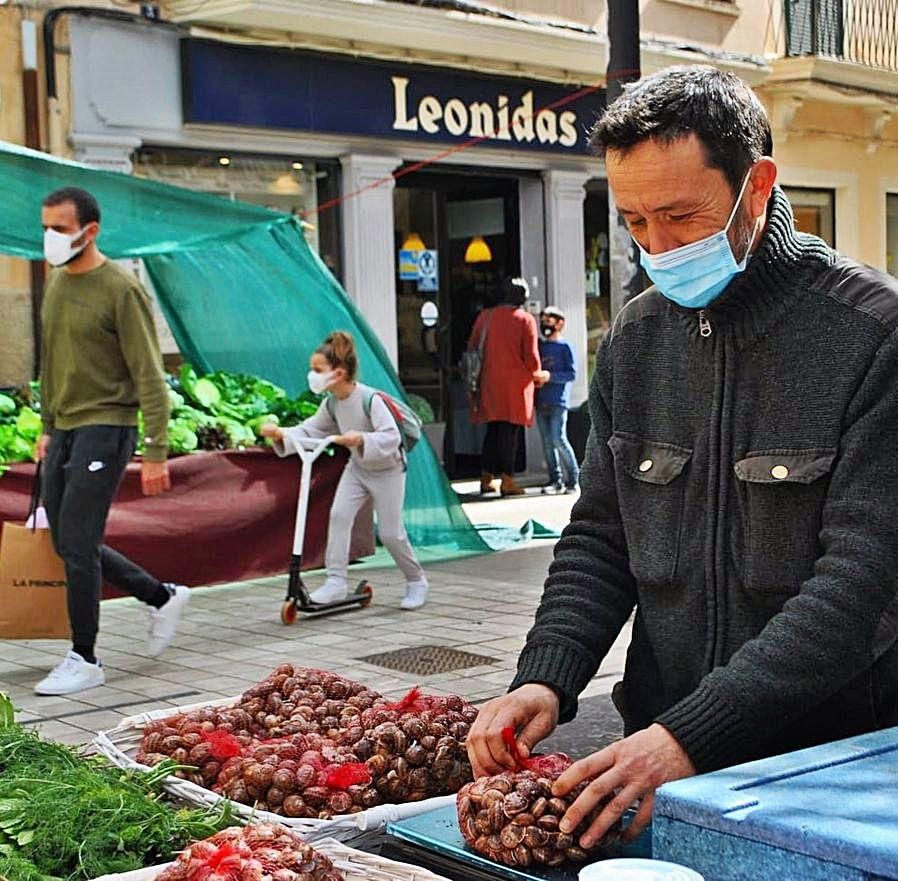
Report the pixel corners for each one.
[0,694,235,881]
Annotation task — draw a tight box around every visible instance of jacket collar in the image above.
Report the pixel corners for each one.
[670,186,835,342]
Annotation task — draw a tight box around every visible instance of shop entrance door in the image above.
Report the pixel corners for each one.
[394,168,521,478]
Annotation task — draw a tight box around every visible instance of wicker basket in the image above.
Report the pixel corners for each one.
[91,695,455,843]
[90,837,452,881]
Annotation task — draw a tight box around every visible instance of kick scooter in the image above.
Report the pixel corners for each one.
[280,434,373,625]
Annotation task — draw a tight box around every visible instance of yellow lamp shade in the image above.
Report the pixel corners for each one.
[402,232,426,252]
[465,235,492,263]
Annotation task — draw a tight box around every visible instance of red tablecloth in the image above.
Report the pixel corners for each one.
[0,448,374,594]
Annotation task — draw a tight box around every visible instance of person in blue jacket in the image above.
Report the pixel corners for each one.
[536,306,580,494]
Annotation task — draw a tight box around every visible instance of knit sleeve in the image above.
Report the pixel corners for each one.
[115,282,169,461]
[357,393,402,466]
[511,337,637,721]
[550,342,577,384]
[656,326,898,772]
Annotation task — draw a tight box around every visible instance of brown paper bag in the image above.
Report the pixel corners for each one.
[0,522,70,639]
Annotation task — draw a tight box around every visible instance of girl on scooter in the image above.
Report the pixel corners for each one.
[260,331,429,610]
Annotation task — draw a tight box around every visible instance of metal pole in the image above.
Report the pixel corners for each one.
[606,1,643,319]
[21,18,46,379]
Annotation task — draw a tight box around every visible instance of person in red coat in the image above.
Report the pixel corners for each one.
[467,277,548,496]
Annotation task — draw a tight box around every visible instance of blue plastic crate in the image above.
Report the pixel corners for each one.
[653,726,898,881]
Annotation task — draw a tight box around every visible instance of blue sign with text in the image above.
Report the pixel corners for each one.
[181,40,603,155]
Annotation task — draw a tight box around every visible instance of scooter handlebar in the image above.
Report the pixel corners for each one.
[292,434,340,460]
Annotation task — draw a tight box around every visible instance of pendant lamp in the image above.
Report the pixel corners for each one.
[465,235,492,263]
[402,232,426,252]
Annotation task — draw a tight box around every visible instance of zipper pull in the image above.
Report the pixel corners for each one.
[698,310,713,338]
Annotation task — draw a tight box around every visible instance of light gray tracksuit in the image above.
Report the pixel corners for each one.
[275,384,425,589]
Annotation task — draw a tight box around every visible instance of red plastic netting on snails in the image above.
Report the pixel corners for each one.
[154,823,343,881]
[456,727,619,869]
[338,687,478,801]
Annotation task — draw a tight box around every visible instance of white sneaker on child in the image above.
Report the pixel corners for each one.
[309,578,349,604]
[148,584,190,657]
[34,651,105,696]
[400,579,429,610]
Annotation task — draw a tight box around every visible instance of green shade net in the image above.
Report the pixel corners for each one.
[0,140,517,558]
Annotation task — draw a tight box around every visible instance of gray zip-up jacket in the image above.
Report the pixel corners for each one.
[512,188,898,772]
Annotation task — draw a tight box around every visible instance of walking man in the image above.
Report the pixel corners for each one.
[34,187,189,696]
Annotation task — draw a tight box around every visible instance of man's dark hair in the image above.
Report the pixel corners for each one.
[42,187,101,226]
[590,66,773,195]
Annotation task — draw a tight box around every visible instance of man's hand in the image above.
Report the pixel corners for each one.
[334,431,364,449]
[533,369,551,387]
[552,723,695,846]
[141,459,171,496]
[467,683,560,777]
[35,434,51,462]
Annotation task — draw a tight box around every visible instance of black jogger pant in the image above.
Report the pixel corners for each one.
[43,425,161,649]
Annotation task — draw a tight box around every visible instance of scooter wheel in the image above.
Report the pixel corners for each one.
[280,600,298,625]
[356,581,373,608]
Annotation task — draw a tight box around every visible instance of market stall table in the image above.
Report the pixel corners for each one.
[0,447,374,594]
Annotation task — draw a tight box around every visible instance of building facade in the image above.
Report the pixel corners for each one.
[1,0,897,475]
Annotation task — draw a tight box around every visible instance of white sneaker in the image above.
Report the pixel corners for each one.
[400,579,429,611]
[147,584,190,657]
[308,577,349,604]
[34,651,105,696]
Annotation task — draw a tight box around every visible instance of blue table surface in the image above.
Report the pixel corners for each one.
[387,803,652,881]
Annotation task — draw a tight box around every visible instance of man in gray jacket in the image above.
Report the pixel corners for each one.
[468,66,898,845]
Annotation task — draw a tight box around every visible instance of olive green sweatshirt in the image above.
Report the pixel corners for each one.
[40,260,169,461]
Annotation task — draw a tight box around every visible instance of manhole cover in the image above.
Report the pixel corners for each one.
[358,645,498,675]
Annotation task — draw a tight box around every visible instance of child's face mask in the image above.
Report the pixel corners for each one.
[308,369,336,395]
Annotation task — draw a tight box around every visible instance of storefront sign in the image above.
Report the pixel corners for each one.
[398,249,420,281]
[417,250,439,293]
[181,40,603,155]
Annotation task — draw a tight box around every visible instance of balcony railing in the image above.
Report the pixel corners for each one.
[786,0,898,73]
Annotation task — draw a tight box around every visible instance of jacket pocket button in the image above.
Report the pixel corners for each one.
[639,459,654,473]
[771,464,789,480]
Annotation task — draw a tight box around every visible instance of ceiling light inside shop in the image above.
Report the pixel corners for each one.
[464,235,492,263]
[218,156,231,166]
[292,161,304,171]
[269,173,302,195]
[401,232,426,252]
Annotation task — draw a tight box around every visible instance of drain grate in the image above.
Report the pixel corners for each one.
[358,645,498,676]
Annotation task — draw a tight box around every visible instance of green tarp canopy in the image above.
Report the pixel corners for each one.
[2,140,541,560]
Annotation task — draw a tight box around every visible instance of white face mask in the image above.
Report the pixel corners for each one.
[43,227,88,267]
[308,369,336,395]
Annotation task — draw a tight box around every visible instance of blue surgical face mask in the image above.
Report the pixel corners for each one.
[636,171,762,309]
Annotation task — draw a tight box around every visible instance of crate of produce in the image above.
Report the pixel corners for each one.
[653,726,898,881]
[91,666,476,845]
[91,834,453,881]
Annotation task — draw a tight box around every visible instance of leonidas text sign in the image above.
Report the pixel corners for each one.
[0,522,70,639]
[181,39,603,155]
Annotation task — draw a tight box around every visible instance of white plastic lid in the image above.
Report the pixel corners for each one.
[579,858,705,881]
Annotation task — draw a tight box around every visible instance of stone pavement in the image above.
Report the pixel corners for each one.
[0,480,630,748]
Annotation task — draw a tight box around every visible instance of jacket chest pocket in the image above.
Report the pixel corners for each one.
[734,449,836,593]
[608,433,692,587]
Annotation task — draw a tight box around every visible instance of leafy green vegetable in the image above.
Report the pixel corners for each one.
[167,422,199,454]
[1,364,325,472]
[14,408,41,443]
[0,693,235,881]
[191,377,222,410]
